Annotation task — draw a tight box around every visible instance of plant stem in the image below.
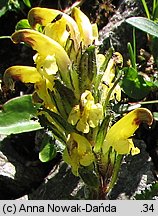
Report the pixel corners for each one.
[64,0,86,14]
[106,154,123,194]
[141,0,150,19]
[133,27,137,70]
[153,0,157,18]
[0,36,11,39]
[130,100,158,105]
[38,0,44,6]
[103,74,122,111]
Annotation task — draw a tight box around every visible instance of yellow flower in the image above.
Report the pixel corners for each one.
[102,108,153,155]
[3,66,41,90]
[34,79,56,111]
[68,90,103,133]
[44,18,69,48]
[71,7,93,47]
[3,66,57,111]
[11,29,72,88]
[33,53,58,76]
[28,7,81,52]
[63,132,95,176]
[101,52,123,102]
[28,7,98,52]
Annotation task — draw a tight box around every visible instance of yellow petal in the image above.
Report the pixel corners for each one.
[67,105,80,125]
[92,23,99,43]
[88,103,103,128]
[12,29,71,73]
[64,133,93,176]
[102,53,123,84]
[96,54,106,71]
[72,132,92,154]
[28,7,60,27]
[11,30,72,89]
[107,108,153,139]
[72,7,93,47]
[44,19,69,47]
[34,54,58,76]
[80,152,95,166]
[102,58,115,84]
[28,7,80,51]
[4,66,41,90]
[112,138,140,155]
[35,79,56,110]
[76,118,90,133]
[81,90,94,106]
[102,108,153,154]
[68,90,103,133]
[63,147,80,176]
[101,52,123,102]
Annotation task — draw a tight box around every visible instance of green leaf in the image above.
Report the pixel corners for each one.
[0,95,42,135]
[121,67,153,100]
[126,17,158,38]
[8,0,20,10]
[43,108,75,134]
[153,3,158,20]
[15,19,31,30]
[39,142,56,162]
[78,166,99,189]
[0,0,8,17]
[38,114,66,144]
[153,112,158,121]
[150,36,158,67]
[127,42,136,69]
[39,133,56,162]
[0,0,7,8]
[23,0,31,8]
[135,182,158,200]
[79,46,97,93]
[94,114,111,153]
[50,80,76,117]
[141,0,150,19]
[153,79,158,87]
[0,7,7,17]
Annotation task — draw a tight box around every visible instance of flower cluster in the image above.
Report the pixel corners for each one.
[3,6,153,196]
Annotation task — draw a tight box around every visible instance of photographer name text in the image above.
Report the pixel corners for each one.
[2,203,116,214]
